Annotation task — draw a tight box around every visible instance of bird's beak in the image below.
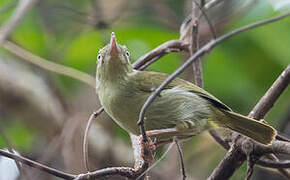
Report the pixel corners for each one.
[109,32,120,56]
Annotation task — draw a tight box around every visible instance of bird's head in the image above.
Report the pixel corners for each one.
[96,32,133,85]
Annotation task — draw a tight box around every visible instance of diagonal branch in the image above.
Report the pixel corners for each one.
[137,12,290,142]
[133,40,188,69]
[0,149,76,180]
[1,41,96,87]
[0,148,150,180]
[208,65,290,180]
[249,65,290,119]
[0,0,38,44]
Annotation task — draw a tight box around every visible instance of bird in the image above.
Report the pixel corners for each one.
[96,32,276,148]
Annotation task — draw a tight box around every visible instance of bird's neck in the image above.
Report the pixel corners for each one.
[97,64,134,86]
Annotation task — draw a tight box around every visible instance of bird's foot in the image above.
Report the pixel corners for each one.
[140,136,156,163]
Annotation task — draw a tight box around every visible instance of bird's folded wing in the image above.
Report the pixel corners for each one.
[132,71,231,111]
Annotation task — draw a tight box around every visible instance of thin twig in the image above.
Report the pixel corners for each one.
[245,155,257,180]
[214,12,290,46]
[137,12,290,143]
[133,40,187,69]
[180,0,218,41]
[136,143,174,180]
[1,41,96,87]
[208,65,290,180]
[190,0,217,87]
[0,3,289,180]
[258,158,290,168]
[191,0,226,147]
[191,0,203,87]
[0,0,38,44]
[207,143,245,180]
[0,148,151,180]
[79,162,149,180]
[265,154,290,178]
[0,125,22,175]
[175,140,186,180]
[249,65,290,119]
[0,149,76,180]
[195,0,217,39]
[83,108,104,172]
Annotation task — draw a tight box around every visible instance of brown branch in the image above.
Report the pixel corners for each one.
[208,143,245,180]
[1,1,289,180]
[175,140,186,180]
[83,108,104,172]
[137,12,290,146]
[258,157,290,168]
[249,65,290,119]
[267,154,290,179]
[191,0,203,87]
[208,65,290,180]
[190,0,226,148]
[0,149,76,180]
[133,40,188,69]
[0,0,38,44]
[76,163,149,180]
[1,41,96,87]
[0,148,150,180]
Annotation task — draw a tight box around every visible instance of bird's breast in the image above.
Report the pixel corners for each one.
[98,84,144,134]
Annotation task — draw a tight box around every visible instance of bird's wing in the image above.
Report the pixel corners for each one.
[132,71,231,111]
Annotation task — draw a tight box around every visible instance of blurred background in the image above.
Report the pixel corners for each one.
[0,0,289,179]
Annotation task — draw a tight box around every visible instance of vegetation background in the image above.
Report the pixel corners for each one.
[0,0,289,179]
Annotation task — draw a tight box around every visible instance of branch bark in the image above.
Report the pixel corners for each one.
[0,1,289,180]
[208,65,290,180]
[137,12,290,143]
[1,41,96,87]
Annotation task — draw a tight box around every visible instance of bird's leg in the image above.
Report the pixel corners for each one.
[145,128,178,137]
[153,139,174,147]
[140,128,179,162]
[140,136,155,163]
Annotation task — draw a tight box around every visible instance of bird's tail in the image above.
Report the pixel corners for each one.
[218,110,277,145]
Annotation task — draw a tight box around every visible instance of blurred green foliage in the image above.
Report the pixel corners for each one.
[0,120,34,151]
[0,0,289,179]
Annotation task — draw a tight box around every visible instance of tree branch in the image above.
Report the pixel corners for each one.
[249,65,290,119]
[0,149,76,180]
[83,108,104,172]
[1,1,289,179]
[1,41,96,87]
[133,40,188,70]
[258,157,290,168]
[175,140,186,180]
[0,148,150,180]
[137,12,290,144]
[208,65,290,179]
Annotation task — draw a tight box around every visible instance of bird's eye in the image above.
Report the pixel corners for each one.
[97,54,102,61]
[125,50,130,57]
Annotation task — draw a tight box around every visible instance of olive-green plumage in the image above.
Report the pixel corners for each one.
[96,33,276,145]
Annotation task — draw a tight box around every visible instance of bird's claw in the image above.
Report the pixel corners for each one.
[140,136,156,163]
